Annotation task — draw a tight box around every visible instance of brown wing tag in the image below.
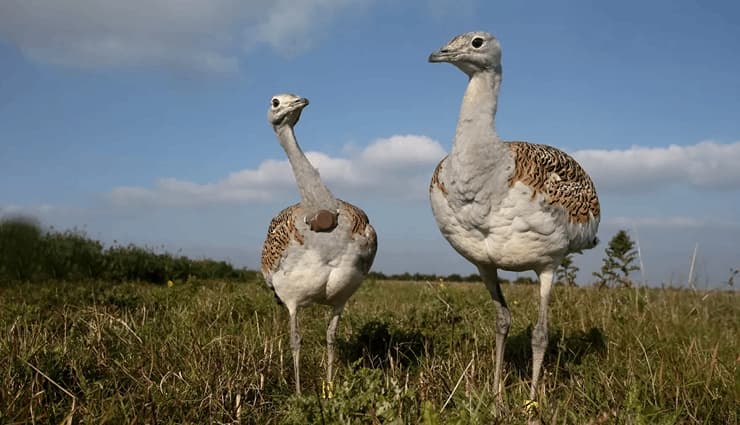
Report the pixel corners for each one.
[309,210,338,232]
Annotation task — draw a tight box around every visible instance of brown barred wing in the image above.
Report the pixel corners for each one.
[261,203,304,275]
[430,156,448,195]
[338,200,378,274]
[507,142,600,224]
[338,200,370,236]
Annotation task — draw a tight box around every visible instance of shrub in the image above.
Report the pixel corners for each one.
[0,216,255,284]
[0,216,44,281]
[593,230,640,288]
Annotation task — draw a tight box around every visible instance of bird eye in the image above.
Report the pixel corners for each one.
[272,98,280,107]
[472,37,484,48]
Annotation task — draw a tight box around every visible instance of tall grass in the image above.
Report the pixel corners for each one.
[1,277,736,424]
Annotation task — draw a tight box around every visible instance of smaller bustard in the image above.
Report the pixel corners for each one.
[261,93,377,396]
[428,32,601,405]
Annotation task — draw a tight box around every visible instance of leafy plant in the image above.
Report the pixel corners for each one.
[556,254,579,287]
[593,230,640,288]
[728,268,738,287]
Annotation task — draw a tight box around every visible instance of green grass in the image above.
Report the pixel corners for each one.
[1,278,737,424]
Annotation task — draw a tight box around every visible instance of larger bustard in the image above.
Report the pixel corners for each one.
[261,93,377,395]
[428,32,601,404]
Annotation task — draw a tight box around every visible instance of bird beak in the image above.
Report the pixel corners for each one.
[428,48,453,63]
[294,97,309,109]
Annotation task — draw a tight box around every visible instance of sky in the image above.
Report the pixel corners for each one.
[1,0,739,287]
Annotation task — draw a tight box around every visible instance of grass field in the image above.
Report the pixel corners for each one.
[1,278,737,424]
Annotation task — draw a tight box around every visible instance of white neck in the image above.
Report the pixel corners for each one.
[452,69,501,155]
[447,69,508,183]
[276,126,338,214]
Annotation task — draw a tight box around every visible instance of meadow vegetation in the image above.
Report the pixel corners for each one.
[1,278,737,424]
[1,216,737,423]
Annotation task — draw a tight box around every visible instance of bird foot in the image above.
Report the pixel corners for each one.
[321,380,334,399]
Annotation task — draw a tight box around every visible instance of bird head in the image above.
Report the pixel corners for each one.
[267,93,310,128]
[428,31,501,76]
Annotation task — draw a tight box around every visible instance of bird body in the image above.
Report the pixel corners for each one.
[260,94,376,395]
[262,200,376,309]
[431,143,599,272]
[427,31,600,409]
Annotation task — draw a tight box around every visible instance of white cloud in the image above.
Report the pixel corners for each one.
[603,216,739,230]
[0,0,366,73]
[109,159,293,207]
[573,140,740,193]
[361,135,447,167]
[108,138,740,208]
[243,0,364,54]
[107,134,446,207]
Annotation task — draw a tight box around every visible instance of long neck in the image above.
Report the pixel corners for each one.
[446,68,512,201]
[276,126,338,213]
[451,69,502,157]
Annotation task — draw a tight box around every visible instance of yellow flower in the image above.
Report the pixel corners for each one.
[167,280,174,288]
[524,399,539,414]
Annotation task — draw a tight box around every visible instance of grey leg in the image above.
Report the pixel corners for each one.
[288,306,302,395]
[326,308,342,384]
[530,268,554,401]
[478,266,511,403]
[324,307,342,398]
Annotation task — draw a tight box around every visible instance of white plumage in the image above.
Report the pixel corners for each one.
[428,31,601,407]
[261,94,377,395]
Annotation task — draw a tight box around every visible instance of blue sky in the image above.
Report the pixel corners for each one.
[1,0,739,287]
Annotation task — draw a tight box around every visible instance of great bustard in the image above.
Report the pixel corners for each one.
[428,32,601,407]
[261,93,377,396]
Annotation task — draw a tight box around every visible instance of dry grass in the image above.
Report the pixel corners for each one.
[1,278,737,424]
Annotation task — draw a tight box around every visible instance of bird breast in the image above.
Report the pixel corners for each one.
[431,178,574,271]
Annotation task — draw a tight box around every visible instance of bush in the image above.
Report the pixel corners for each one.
[0,216,44,281]
[41,228,105,280]
[0,216,255,284]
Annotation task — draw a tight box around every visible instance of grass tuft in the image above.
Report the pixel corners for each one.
[1,279,737,423]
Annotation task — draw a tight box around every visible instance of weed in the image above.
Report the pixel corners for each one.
[0,279,736,423]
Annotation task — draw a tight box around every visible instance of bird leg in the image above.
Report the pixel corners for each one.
[324,308,342,399]
[288,307,302,395]
[478,266,510,403]
[530,268,554,401]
